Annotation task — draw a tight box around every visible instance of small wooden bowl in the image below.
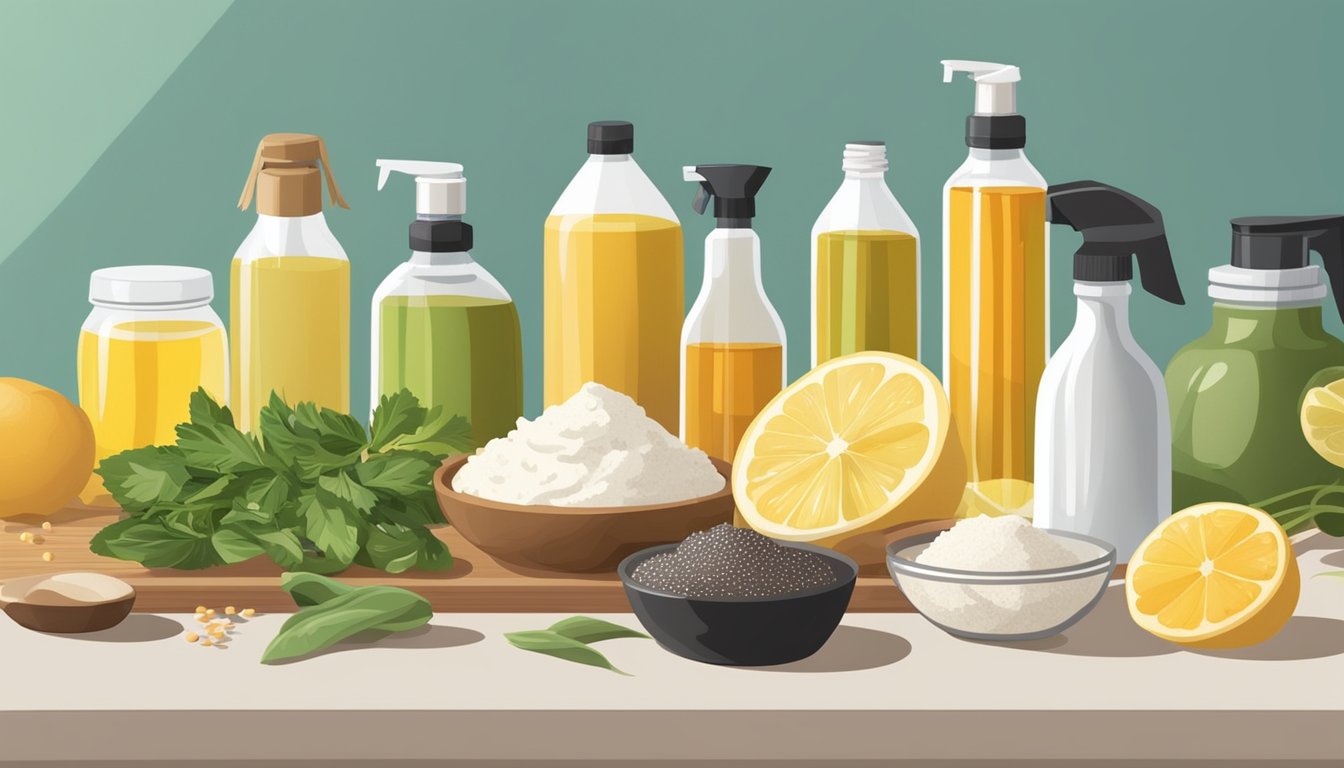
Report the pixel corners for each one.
[0,572,136,634]
[433,455,736,573]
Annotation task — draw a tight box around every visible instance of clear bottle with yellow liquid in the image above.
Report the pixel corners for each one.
[941,60,1048,518]
[544,121,683,431]
[811,141,920,366]
[680,164,785,466]
[78,266,228,464]
[232,133,350,433]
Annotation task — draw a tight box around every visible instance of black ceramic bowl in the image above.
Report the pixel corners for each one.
[618,541,858,666]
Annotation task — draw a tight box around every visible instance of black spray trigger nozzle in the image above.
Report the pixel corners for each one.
[1230,215,1344,322]
[691,182,712,215]
[1047,180,1185,305]
[683,164,772,226]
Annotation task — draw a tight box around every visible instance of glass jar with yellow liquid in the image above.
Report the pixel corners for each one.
[78,266,228,464]
[941,60,1048,518]
[232,133,350,433]
[680,164,785,465]
[811,142,920,367]
[544,121,683,432]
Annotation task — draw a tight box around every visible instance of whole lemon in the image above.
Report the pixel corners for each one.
[0,378,95,519]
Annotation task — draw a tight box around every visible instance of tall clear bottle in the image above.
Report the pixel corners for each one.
[811,141,920,366]
[233,133,350,432]
[680,164,786,464]
[940,60,1048,518]
[544,121,684,431]
[370,159,522,447]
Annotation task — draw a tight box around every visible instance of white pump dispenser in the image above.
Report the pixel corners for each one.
[941,59,1020,115]
[375,159,466,218]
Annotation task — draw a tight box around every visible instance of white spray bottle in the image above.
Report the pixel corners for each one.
[1034,181,1185,563]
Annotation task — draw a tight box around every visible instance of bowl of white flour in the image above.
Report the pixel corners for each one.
[886,515,1116,641]
[434,383,734,572]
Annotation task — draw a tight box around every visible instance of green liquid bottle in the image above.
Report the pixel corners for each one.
[371,160,523,447]
[1166,216,1344,527]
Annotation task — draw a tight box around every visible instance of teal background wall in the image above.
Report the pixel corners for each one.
[3,0,1342,420]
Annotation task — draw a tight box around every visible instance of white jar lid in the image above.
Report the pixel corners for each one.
[89,265,215,307]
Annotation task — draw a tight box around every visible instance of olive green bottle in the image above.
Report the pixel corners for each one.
[1166,216,1344,523]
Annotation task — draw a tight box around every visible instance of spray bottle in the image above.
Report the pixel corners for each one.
[1166,216,1344,523]
[680,164,786,465]
[371,160,522,447]
[940,60,1048,519]
[1034,181,1184,561]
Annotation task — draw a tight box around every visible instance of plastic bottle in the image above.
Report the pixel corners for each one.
[1034,181,1185,562]
[78,266,228,462]
[371,159,522,446]
[1166,216,1344,516]
[811,141,920,366]
[680,164,786,463]
[544,121,684,431]
[233,133,350,431]
[940,59,1049,517]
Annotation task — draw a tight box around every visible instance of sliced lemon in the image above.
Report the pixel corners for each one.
[956,478,1034,519]
[732,352,965,550]
[1302,377,1344,468]
[1126,502,1299,648]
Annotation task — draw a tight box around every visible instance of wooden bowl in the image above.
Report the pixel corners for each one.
[433,455,736,573]
[0,572,136,634]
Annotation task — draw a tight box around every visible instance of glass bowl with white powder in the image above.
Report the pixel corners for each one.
[886,515,1116,641]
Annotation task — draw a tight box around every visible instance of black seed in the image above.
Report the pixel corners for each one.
[632,524,838,598]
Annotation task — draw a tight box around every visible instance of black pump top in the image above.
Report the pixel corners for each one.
[1046,180,1184,305]
[684,164,772,227]
[1230,215,1344,319]
[410,219,472,253]
[588,120,634,155]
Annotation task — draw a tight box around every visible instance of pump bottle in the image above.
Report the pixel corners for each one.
[1034,181,1185,562]
[1166,216,1344,521]
[233,133,350,432]
[680,164,786,465]
[811,142,921,366]
[940,60,1049,518]
[371,160,522,447]
[544,121,683,431]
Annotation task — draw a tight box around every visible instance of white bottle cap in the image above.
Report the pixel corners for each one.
[842,141,888,173]
[1208,264,1327,306]
[88,265,215,308]
[941,59,1020,115]
[375,159,466,217]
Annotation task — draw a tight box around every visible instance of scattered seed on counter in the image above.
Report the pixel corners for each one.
[195,605,207,614]
[240,608,255,618]
[18,532,31,543]
[195,614,210,624]
[41,522,52,532]
[201,639,213,647]
[41,552,53,562]
[185,632,200,643]
[224,606,236,615]
[204,609,216,619]
[31,535,44,545]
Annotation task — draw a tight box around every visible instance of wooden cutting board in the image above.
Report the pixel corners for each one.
[0,503,934,613]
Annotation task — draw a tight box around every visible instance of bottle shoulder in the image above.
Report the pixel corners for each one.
[812,176,919,238]
[372,255,512,304]
[233,213,349,262]
[548,156,679,223]
[943,149,1046,190]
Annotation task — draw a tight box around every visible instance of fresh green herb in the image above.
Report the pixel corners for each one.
[1319,571,1344,581]
[504,616,649,675]
[1251,481,1344,536]
[90,389,472,573]
[262,575,432,664]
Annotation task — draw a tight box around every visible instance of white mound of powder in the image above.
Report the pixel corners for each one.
[451,382,726,507]
[903,515,1097,637]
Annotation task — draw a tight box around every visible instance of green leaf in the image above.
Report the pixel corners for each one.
[176,420,269,474]
[188,388,235,430]
[89,518,214,569]
[365,524,422,574]
[281,571,357,607]
[368,390,428,453]
[547,616,650,644]
[182,473,239,506]
[258,394,361,480]
[376,399,474,457]
[212,528,264,565]
[96,447,191,509]
[317,473,379,513]
[292,401,368,456]
[416,529,454,571]
[1317,571,1344,581]
[503,630,631,675]
[356,452,439,496]
[299,491,361,566]
[261,583,432,664]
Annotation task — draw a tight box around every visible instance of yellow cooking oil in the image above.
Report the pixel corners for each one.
[683,342,784,463]
[815,230,919,363]
[946,186,1047,508]
[544,213,684,431]
[230,255,349,431]
[78,319,228,460]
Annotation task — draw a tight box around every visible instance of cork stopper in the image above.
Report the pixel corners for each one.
[237,133,348,217]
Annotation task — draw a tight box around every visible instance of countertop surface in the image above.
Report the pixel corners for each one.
[2,532,1343,765]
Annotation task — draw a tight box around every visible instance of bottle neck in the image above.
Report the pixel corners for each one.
[701,228,762,291]
[966,147,1027,162]
[1073,281,1133,338]
[588,153,630,164]
[409,250,475,266]
[1209,302,1327,341]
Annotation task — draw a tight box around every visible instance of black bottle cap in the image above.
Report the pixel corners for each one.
[684,164,772,226]
[588,121,634,155]
[1229,215,1344,320]
[966,115,1026,149]
[410,219,472,253]
[1046,180,1184,304]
